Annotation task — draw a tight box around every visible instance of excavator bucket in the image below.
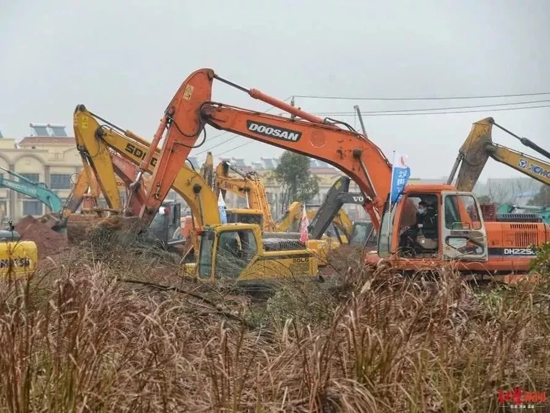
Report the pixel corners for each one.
[39,213,64,232]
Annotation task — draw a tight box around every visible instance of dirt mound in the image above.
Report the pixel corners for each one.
[15,215,68,260]
[66,214,105,244]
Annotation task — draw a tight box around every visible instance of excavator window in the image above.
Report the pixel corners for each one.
[214,229,257,279]
[228,212,263,227]
[444,194,482,230]
[397,194,439,258]
[198,230,215,279]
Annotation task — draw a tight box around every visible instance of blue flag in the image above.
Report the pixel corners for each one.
[390,151,411,204]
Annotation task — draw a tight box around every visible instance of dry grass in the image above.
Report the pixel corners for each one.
[1,240,550,412]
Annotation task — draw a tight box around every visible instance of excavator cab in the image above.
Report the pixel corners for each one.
[198,226,256,280]
[196,223,319,282]
[377,188,488,262]
[148,200,182,246]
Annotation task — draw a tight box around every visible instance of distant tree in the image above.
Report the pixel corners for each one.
[484,182,509,206]
[528,185,550,206]
[272,151,319,209]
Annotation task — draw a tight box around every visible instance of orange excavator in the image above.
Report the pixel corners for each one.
[130,68,548,282]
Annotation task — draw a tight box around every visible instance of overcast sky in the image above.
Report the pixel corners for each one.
[1,0,549,181]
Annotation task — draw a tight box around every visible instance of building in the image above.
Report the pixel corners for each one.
[0,124,83,222]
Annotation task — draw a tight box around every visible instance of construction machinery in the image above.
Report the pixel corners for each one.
[0,223,37,278]
[72,106,271,259]
[0,167,64,228]
[448,117,549,192]
[447,117,549,223]
[497,203,550,223]
[71,109,328,281]
[0,161,133,237]
[197,223,319,283]
[274,177,375,246]
[275,202,316,232]
[134,68,548,282]
[214,159,277,231]
[307,176,375,247]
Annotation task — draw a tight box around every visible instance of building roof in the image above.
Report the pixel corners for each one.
[29,123,69,138]
[19,136,76,145]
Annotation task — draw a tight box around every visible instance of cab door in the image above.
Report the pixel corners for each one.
[440,191,488,262]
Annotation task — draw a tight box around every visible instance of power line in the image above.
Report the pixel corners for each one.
[311,98,550,115]
[293,91,550,101]
[315,103,550,117]
[217,141,251,157]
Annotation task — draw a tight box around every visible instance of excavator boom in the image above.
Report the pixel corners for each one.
[201,103,391,229]
[0,167,63,213]
[73,105,221,228]
[139,69,391,231]
[448,117,550,191]
[136,69,215,225]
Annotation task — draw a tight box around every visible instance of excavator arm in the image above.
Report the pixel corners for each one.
[307,176,366,239]
[276,201,303,232]
[74,112,123,211]
[214,160,278,231]
[134,69,216,225]
[201,152,214,188]
[0,167,63,213]
[59,157,135,225]
[141,69,392,231]
[60,166,96,222]
[73,105,221,228]
[448,117,550,191]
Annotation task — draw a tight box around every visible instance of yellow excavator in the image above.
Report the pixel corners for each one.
[0,222,38,278]
[213,157,278,231]
[72,106,331,281]
[199,152,264,227]
[72,107,326,270]
[448,117,549,190]
[447,117,550,224]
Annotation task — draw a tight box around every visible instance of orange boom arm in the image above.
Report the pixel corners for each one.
[141,69,393,230]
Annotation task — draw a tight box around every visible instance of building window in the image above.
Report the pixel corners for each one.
[50,174,72,189]
[19,173,39,183]
[23,201,43,216]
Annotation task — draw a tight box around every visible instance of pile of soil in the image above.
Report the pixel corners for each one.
[15,215,68,260]
[66,214,105,244]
